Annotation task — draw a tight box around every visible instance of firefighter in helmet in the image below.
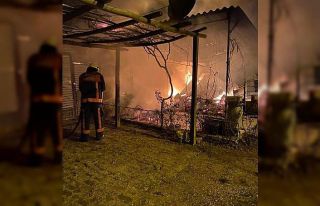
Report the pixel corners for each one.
[27,40,63,165]
[79,65,106,141]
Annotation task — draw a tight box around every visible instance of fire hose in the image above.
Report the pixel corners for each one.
[65,107,83,139]
[17,107,82,153]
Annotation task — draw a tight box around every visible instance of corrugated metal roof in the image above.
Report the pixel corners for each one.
[188,6,238,19]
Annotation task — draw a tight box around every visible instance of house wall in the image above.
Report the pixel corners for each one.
[0,6,62,136]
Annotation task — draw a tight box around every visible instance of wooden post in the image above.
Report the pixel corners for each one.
[267,0,275,87]
[115,47,121,128]
[225,10,231,117]
[296,67,300,101]
[190,35,199,145]
[243,80,246,115]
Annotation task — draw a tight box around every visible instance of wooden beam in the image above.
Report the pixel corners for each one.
[131,27,207,47]
[64,11,163,38]
[87,21,192,44]
[189,35,199,145]
[115,48,121,128]
[63,40,128,51]
[79,0,206,38]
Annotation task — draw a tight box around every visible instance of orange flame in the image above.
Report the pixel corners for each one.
[185,71,192,85]
[168,85,180,97]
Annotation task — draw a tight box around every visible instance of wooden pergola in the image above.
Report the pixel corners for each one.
[63,0,235,145]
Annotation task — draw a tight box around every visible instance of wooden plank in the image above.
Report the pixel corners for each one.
[79,0,206,38]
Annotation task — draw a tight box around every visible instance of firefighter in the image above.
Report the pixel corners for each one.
[27,41,62,165]
[79,65,105,141]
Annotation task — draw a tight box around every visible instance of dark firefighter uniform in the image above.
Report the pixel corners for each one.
[79,66,105,141]
[27,43,63,165]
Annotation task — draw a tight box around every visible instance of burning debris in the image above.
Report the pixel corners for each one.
[59,1,260,205]
[62,0,258,146]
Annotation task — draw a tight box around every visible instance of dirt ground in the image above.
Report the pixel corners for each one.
[63,126,258,206]
[258,123,320,206]
[259,171,320,206]
[0,163,62,206]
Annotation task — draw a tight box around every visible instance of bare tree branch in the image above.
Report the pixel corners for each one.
[143,43,173,100]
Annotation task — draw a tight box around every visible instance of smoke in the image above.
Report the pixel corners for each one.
[259,0,320,98]
[65,1,257,110]
[118,8,257,110]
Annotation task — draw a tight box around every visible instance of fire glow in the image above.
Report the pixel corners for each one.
[214,91,226,102]
[168,85,180,97]
[214,90,234,103]
[258,83,281,97]
[185,71,192,85]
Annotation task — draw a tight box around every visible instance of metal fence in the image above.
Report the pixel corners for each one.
[102,103,257,135]
[63,102,257,137]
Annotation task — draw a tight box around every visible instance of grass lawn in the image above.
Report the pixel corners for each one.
[63,126,258,206]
